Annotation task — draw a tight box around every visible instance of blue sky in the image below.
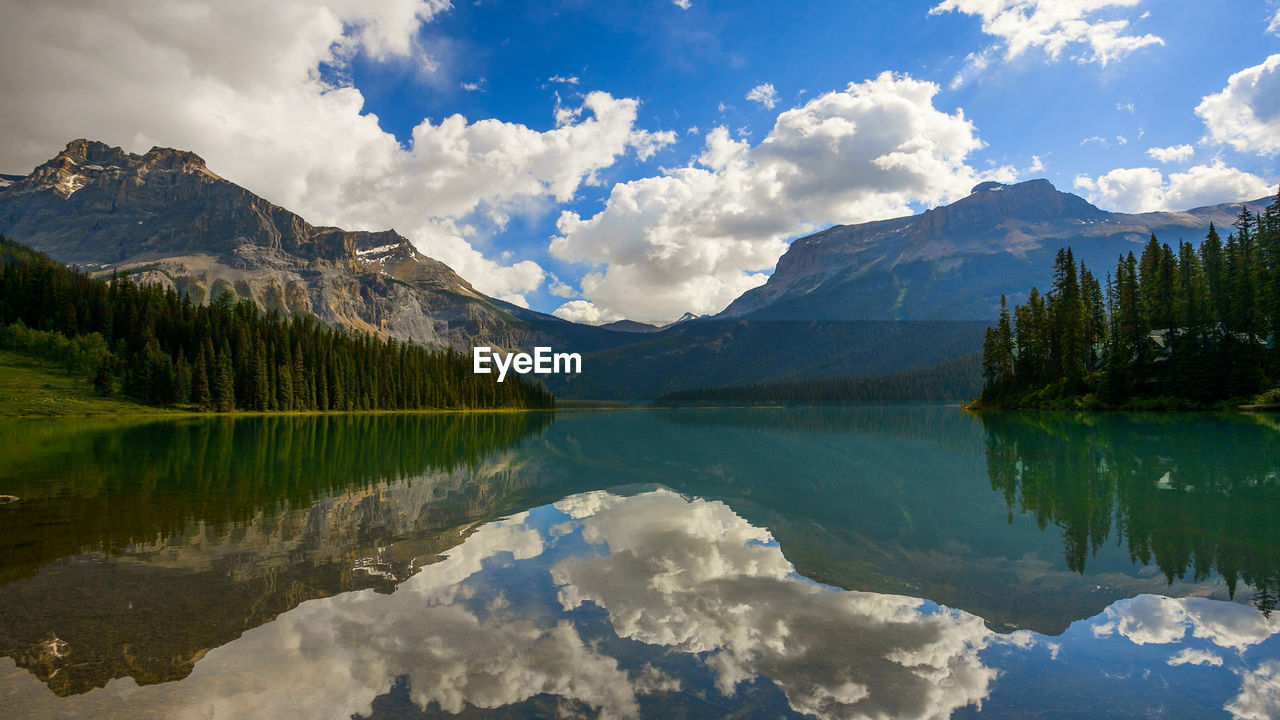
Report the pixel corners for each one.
[2,0,1279,322]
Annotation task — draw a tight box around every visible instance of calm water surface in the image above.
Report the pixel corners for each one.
[0,408,1278,719]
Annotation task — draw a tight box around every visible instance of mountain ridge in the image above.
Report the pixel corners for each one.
[0,139,603,352]
[3,141,1272,401]
[720,179,1270,321]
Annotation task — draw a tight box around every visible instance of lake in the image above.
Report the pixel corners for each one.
[1,408,1278,719]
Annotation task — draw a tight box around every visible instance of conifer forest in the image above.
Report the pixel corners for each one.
[0,236,554,412]
[979,191,1280,408]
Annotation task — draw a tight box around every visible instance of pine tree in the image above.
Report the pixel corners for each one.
[1049,248,1087,386]
[1138,235,1174,331]
[996,295,1014,387]
[1201,223,1226,324]
[193,344,212,410]
[253,344,270,411]
[982,327,999,391]
[292,341,307,410]
[1081,262,1106,368]
[215,342,236,412]
[1115,252,1143,360]
[1256,190,1280,355]
[1014,287,1049,389]
[175,347,193,405]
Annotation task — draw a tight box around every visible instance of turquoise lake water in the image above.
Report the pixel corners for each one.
[1,408,1277,719]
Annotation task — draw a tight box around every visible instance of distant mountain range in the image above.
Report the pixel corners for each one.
[1,140,1269,401]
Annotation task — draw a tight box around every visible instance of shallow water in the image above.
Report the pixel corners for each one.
[1,408,1277,718]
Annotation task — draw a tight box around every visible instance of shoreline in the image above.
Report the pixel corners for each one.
[963,398,1251,413]
[0,405,560,420]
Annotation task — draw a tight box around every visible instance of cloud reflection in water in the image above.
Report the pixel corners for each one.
[552,490,997,719]
[4,488,1279,720]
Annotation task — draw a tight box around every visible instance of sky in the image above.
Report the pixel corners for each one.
[1,0,1279,323]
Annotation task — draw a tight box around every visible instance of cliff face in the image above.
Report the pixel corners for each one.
[720,179,1268,321]
[0,140,554,350]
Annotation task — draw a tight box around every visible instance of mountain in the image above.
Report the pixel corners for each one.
[597,319,661,333]
[542,320,989,402]
[720,179,1271,321]
[543,180,1272,401]
[4,144,1267,403]
[0,139,624,353]
[666,312,702,326]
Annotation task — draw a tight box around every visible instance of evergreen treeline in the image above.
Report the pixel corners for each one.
[651,353,981,407]
[979,189,1280,408]
[0,235,553,411]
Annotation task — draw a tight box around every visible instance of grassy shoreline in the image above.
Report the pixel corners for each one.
[0,350,182,418]
[0,351,555,419]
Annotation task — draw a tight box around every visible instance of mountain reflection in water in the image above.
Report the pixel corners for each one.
[0,413,556,695]
[2,408,1280,718]
[3,488,1278,720]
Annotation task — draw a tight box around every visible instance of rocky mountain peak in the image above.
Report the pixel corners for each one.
[914,179,1106,238]
[18,141,221,200]
[139,145,217,176]
[59,138,127,163]
[17,140,131,199]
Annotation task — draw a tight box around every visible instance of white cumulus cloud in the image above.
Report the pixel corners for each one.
[550,72,1010,322]
[931,0,1163,66]
[673,0,692,9]
[1092,595,1280,652]
[628,128,678,161]
[0,0,661,306]
[552,299,623,325]
[1146,144,1195,163]
[1168,648,1224,667]
[1073,160,1272,212]
[546,274,578,299]
[1228,661,1280,720]
[1196,54,1280,157]
[745,83,780,110]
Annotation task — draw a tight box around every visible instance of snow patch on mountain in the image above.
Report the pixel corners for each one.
[357,244,399,257]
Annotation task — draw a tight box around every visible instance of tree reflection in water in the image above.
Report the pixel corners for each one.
[978,412,1280,611]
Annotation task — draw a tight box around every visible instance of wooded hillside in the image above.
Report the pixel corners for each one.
[0,236,553,412]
